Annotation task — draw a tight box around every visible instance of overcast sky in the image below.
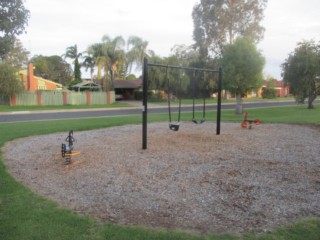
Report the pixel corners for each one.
[20,0,320,79]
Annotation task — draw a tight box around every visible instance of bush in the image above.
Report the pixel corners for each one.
[135,91,143,100]
[262,87,277,99]
[135,90,157,100]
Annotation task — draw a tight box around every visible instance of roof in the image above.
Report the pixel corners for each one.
[72,81,99,88]
[19,69,62,87]
[114,79,142,89]
[35,76,63,87]
[70,81,100,91]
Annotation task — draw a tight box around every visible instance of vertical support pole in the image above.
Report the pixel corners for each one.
[142,58,148,149]
[10,95,17,106]
[63,91,68,105]
[216,67,222,135]
[86,91,91,105]
[107,90,111,105]
[37,91,42,106]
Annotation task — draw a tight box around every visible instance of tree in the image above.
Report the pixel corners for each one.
[282,40,320,109]
[63,45,82,84]
[192,0,267,56]
[220,38,265,114]
[86,43,104,82]
[2,38,29,68]
[86,35,150,85]
[146,53,166,95]
[0,62,23,97]
[0,0,30,59]
[82,54,96,81]
[101,35,125,90]
[126,36,148,74]
[30,55,73,86]
[170,44,201,67]
[86,35,126,91]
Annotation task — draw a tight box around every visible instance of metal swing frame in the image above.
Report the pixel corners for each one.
[142,57,222,150]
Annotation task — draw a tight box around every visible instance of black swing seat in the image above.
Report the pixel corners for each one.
[192,119,206,124]
[169,123,180,131]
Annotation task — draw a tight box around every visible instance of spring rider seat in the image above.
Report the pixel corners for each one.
[61,130,79,164]
[241,112,261,129]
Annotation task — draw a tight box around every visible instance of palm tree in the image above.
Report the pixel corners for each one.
[86,43,104,82]
[100,35,126,90]
[82,54,95,81]
[126,36,149,74]
[84,35,150,91]
[63,44,82,83]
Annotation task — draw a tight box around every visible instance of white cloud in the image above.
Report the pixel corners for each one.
[20,0,320,79]
[258,0,320,78]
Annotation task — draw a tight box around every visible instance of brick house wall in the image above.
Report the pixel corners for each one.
[20,63,62,92]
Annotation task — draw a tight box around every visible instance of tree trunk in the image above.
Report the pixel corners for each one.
[235,93,243,114]
[307,94,317,109]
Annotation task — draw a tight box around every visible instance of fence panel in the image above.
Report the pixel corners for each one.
[0,95,9,105]
[91,92,107,104]
[67,92,87,105]
[109,91,115,104]
[16,92,38,106]
[41,91,64,105]
[3,91,116,106]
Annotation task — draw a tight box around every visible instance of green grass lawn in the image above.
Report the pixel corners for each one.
[0,106,319,240]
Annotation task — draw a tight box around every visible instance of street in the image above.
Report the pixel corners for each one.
[1,100,315,123]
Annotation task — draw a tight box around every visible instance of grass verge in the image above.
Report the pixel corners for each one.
[0,102,130,112]
[0,106,319,240]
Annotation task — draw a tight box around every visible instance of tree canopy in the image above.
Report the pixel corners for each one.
[221,38,265,113]
[85,35,149,90]
[192,0,267,56]
[282,40,320,109]
[0,62,23,97]
[1,38,29,68]
[30,55,73,86]
[0,0,30,59]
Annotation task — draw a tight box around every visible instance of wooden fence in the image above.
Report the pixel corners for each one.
[0,91,115,106]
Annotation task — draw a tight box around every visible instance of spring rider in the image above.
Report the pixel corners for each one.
[241,112,261,129]
[61,130,79,164]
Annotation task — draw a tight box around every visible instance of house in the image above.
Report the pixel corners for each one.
[20,63,62,92]
[114,79,142,100]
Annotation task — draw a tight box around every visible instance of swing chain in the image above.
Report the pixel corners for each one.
[167,67,182,131]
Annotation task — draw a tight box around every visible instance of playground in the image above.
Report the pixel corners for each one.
[3,121,320,234]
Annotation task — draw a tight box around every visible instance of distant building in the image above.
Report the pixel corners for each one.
[114,79,142,100]
[20,63,62,92]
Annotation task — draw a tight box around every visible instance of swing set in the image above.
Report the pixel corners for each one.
[142,57,222,149]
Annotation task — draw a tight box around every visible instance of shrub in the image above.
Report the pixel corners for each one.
[262,87,277,99]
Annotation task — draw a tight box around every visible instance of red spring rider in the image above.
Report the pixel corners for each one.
[241,112,261,129]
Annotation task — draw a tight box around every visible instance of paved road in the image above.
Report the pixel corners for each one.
[0,100,318,123]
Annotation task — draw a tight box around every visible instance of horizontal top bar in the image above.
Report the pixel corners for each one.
[147,62,221,73]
